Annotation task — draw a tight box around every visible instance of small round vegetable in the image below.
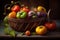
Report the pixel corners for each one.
[25,30,31,36]
[8,11,16,18]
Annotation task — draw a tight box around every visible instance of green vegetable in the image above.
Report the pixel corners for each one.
[16,11,27,19]
[4,27,16,37]
[3,16,16,37]
[3,16,8,24]
[9,30,16,37]
[4,27,10,35]
[4,23,9,27]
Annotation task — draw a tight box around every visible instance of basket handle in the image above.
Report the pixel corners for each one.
[4,4,11,15]
[4,1,21,15]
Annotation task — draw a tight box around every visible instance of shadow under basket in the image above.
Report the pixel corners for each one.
[8,17,47,32]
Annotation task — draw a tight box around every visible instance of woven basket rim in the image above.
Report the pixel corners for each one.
[8,17,46,23]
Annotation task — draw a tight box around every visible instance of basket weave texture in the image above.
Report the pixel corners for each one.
[8,17,46,32]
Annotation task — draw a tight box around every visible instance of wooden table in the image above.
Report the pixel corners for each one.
[0,20,60,39]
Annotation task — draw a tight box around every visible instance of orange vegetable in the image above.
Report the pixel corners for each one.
[25,30,31,36]
[8,11,16,18]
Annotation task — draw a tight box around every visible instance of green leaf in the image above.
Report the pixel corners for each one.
[9,30,16,37]
[4,27,10,35]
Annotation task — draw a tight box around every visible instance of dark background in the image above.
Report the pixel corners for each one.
[0,0,60,20]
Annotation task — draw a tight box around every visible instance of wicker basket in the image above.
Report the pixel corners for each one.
[4,1,48,32]
[8,17,47,32]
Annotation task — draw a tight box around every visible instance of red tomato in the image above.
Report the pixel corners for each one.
[44,21,56,30]
[22,7,29,13]
[11,5,20,12]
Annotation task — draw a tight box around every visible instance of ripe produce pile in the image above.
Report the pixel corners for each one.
[7,5,47,19]
[3,4,56,37]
